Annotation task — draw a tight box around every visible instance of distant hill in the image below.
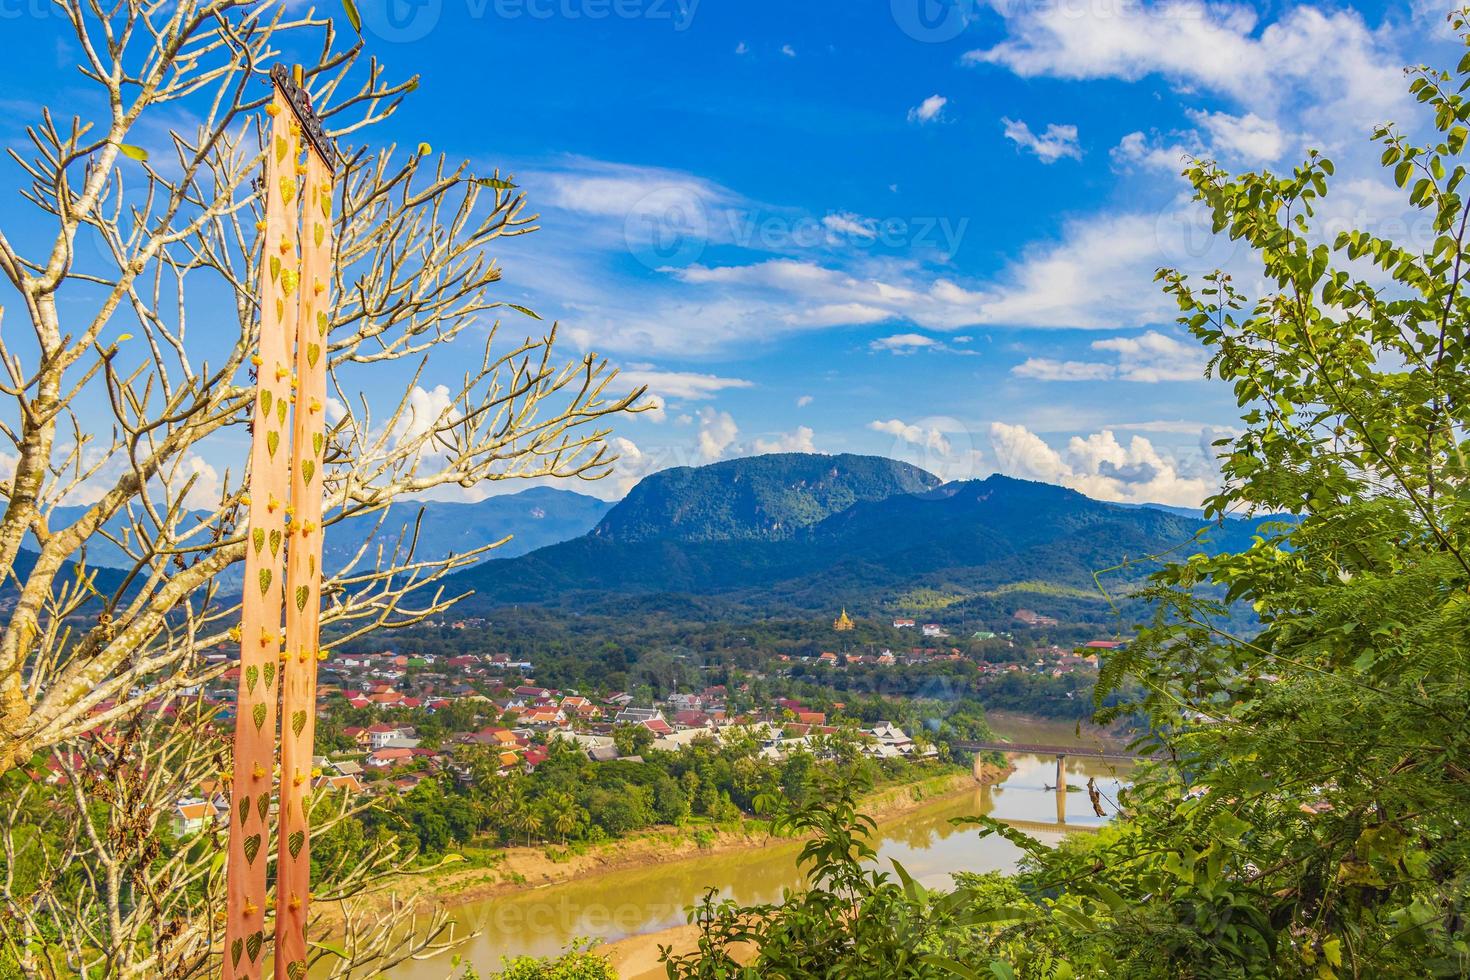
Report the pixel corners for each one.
[448,459,1266,617]
[322,486,612,569]
[591,453,940,543]
[32,486,611,573]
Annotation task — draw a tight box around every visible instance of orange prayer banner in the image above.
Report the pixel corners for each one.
[274,142,333,980]
[223,86,298,980]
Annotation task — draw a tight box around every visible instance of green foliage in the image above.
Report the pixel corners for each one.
[476,941,617,979]
[662,784,1024,980]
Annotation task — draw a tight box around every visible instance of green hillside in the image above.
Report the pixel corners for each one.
[590,452,941,543]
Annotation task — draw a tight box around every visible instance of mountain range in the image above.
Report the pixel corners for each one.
[23,486,612,574]
[12,455,1270,627]
[445,453,1267,619]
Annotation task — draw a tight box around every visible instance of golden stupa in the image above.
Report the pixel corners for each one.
[833,608,855,631]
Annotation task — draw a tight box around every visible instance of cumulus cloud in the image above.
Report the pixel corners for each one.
[392,384,455,454]
[796,395,814,407]
[606,436,662,497]
[696,407,740,462]
[735,41,749,55]
[989,422,1074,485]
[869,417,986,483]
[640,393,667,423]
[753,426,817,454]
[908,94,948,125]
[179,455,223,510]
[1001,118,1082,163]
[989,422,1215,506]
[869,418,951,456]
[781,44,796,57]
[1187,109,1288,163]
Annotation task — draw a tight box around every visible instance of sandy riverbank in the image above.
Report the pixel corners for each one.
[598,923,708,979]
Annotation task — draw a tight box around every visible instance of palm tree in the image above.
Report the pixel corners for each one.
[551,808,577,844]
[547,793,580,844]
[509,804,542,847]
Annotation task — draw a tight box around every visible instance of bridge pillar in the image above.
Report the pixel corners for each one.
[1055,754,1067,824]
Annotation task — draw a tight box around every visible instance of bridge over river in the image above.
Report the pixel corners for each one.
[953,740,1147,762]
[955,739,1151,809]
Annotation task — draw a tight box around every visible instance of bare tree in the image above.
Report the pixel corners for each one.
[0,0,645,974]
[0,0,644,773]
[0,692,466,978]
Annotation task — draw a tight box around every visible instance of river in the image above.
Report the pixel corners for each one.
[388,714,1131,979]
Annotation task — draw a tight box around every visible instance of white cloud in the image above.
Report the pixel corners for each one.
[1001,118,1082,163]
[796,395,814,408]
[640,394,667,423]
[513,149,1235,358]
[1092,331,1204,382]
[781,44,796,57]
[1012,331,1204,383]
[989,422,1073,485]
[908,94,948,125]
[870,333,941,354]
[753,426,816,454]
[869,418,951,456]
[616,367,754,401]
[1187,109,1288,163]
[179,455,222,511]
[393,384,454,451]
[869,417,986,483]
[1111,131,1196,173]
[696,407,740,462]
[967,3,1406,125]
[822,211,877,239]
[606,436,660,497]
[735,41,749,55]
[989,422,1214,506]
[535,158,737,225]
[1413,1,1457,38]
[1012,358,1115,382]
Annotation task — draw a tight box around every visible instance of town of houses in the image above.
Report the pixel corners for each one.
[34,624,1119,837]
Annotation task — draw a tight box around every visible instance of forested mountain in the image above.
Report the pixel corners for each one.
[590,453,940,543]
[449,459,1269,617]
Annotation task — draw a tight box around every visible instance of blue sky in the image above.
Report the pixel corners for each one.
[0,0,1459,506]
